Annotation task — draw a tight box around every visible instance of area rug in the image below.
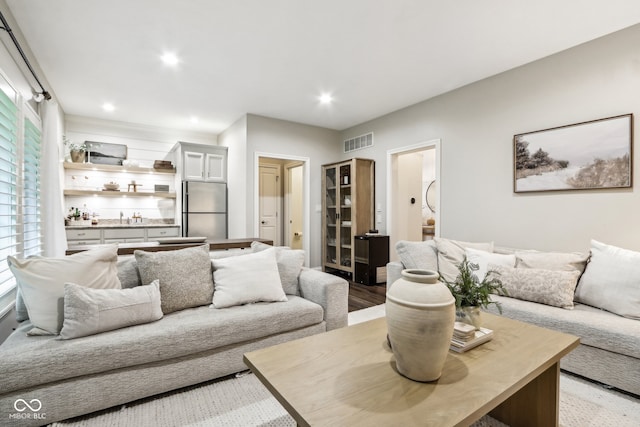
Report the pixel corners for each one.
[51,305,640,427]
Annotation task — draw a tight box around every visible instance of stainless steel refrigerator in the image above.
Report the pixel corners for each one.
[182,181,227,239]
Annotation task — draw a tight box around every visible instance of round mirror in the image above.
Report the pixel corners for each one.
[425,180,436,213]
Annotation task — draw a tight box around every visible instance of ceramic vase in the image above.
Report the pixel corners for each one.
[386,269,455,382]
[70,150,85,163]
[456,306,482,330]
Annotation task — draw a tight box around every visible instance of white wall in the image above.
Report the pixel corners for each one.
[246,114,340,267]
[341,23,640,253]
[65,115,216,221]
[218,114,247,238]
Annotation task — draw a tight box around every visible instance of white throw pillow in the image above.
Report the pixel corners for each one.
[575,240,640,319]
[435,238,494,283]
[7,245,121,335]
[211,247,287,308]
[465,248,516,282]
[60,280,163,340]
[251,241,305,295]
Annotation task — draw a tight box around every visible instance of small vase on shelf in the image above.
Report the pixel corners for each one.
[70,150,85,163]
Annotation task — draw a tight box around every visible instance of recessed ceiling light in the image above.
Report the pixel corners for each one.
[190,116,199,124]
[102,102,115,112]
[319,93,333,104]
[161,52,180,66]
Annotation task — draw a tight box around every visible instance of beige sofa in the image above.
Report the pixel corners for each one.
[0,245,348,426]
[387,238,640,396]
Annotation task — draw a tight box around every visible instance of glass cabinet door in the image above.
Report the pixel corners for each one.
[324,166,337,266]
[339,163,352,268]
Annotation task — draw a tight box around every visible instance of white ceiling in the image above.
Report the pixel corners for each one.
[6,0,640,134]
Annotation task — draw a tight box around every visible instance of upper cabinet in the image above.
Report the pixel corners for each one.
[172,142,228,182]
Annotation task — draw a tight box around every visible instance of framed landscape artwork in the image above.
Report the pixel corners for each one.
[85,141,128,165]
[513,114,633,193]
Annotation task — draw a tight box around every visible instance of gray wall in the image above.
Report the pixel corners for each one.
[246,114,340,267]
[340,23,640,253]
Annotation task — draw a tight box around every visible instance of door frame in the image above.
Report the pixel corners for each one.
[284,161,304,250]
[386,139,441,247]
[254,152,310,266]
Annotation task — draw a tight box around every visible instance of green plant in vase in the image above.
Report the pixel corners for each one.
[64,136,87,163]
[442,256,507,329]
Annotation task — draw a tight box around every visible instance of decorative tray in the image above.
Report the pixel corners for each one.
[156,237,207,244]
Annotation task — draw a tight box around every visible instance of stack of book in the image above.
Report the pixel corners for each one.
[450,322,494,353]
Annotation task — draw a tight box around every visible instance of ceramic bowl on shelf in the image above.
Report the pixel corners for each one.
[103,182,120,191]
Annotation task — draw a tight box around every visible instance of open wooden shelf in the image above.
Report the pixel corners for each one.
[63,189,176,198]
[63,162,176,174]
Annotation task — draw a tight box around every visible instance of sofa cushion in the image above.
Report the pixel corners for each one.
[7,246,121,335]
[212,247,288,308]
[60,280,163,340]
[490,265,581,309]
[465,248,515,281]
[135,244,214,314]
[0,296,323,394]
[251,241,305,295]
[575,240,640,319]
[487,295,640,359]
[116,255,142,289]
[515,251,588,273]
[395,240,438,271]
[435,238,494,283]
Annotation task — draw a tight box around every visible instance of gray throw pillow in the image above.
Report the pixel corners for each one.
[435,238,494,283]
[60,280,163,340]
[135,244,214,314]
[251,241,305,295]
[395,240,438,271]
[117,256,142,289]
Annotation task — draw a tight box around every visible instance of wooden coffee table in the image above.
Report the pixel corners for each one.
[244,312,579,427]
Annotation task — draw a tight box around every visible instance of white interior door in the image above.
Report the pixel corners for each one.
[285,163,304,249]
[259,164,281,245]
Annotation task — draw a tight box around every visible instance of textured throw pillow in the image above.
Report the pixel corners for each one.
[117,256,142,289]
[465,248,516,282]
[395,240,438,271]
[211,247,287,309]
[251,241,305,295]
[435,238,494,283]
[575,240,640,319]
[490,265,581,309]
[135,244,214,314]
[515,251,588,273]
[60,280,163,340]
[7,245,121,335]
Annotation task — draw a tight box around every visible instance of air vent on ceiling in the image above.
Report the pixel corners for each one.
[343,132,374,153]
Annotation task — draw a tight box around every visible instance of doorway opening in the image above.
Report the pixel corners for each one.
[255,153,310,265]
[386,139,441,261]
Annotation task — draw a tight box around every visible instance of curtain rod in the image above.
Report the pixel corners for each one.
[0,10,51,100]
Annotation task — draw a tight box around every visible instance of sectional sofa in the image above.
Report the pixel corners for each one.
[387,238,640,396]
[0,242,348,426]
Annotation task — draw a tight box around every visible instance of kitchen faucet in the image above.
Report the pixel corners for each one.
[119,211,124,224]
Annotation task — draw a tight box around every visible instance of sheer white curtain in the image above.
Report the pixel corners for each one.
[40,101,66,256]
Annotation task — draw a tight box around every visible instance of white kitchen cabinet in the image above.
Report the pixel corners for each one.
[172,142,228,183]
[66,229,102,246]
[147,227,180,238]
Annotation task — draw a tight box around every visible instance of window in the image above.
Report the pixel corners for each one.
[0,74,42,311]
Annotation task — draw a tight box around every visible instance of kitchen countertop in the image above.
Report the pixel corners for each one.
[65,224,179,229]
[65,238,273,255]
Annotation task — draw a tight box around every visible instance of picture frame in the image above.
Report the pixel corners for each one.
[513,114,633,193]
[85,141,128,165]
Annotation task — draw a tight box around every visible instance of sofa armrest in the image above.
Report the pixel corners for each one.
[298,268,348,331]
[386,261,404,288]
